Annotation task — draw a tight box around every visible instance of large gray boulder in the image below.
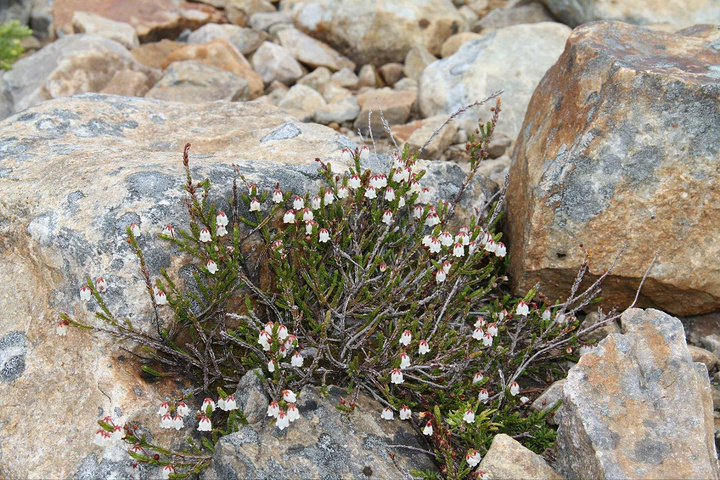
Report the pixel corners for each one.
[506,21,720,316]
[0,93,494,478]
[202,386,438,479]
[419,22,571,140]
[555,308,719,479]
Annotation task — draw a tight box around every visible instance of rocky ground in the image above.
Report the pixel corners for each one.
[0,0,719,478]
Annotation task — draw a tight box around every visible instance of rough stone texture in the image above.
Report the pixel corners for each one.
[391,115,457,160]
[354,87,417,137]
[226,0,275,26]
[473,1,556,32]
[202,386,438,479]
[249,11,293,31]
[314,96,360,124]
[0,93,495,478]
[30,0,54,39]
[280,0,467,65]
[252,41,304,85]
[233,370,268,424]
[440,31,483,58]
[0,0,31,24]
[322,82,352,103]
[163,39,264,98]
[555,308,719,480]
[678,24,720,43]
[2,34,160,118]
[404,45,437,82]
[478,433,563,479]
[358,64,380,88]
[689,345,719,373]
[578,311,621,343]
[53,0,224,42]
[71,11,140,49]
[540,0,720,29]
[277,83,327,121]
[330,67,359,89]
[506,21,720,316]
[187,23,270,56]
[277,28,355,72]
[297,66,332,93]
[131,39,186,70]
[530,378,565,425]
[378,62,405,87]
[419,22,571,140]
[100,70,156,97]
[145,60,251,102]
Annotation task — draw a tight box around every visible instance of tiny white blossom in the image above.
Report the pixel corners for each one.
[399,330,412,346]
[160,413,173,429]
[482,332,493,347]
[423,422,433,436]
[283,210,296,224]
[249,198,261,212]
[348,175,361,189]
[129,222,141,237]
[418,340,430,355]
[267,401,280,418]
[516,300,529,316]
[429,237,441,254]
[163,224,174,238]
[95,277,107,293]
[291,351,304,367]
[282,389,297,403]
[176,402,189,417]
[463,409,476,424]
[172,414,184,430]
[425,212,440,227]
[466,450,481,468]
[364,186,377,199]
[359,145,370,159]
[277,324,288,340]
[202,397,216,413]
[337,185,349,198]
[268,359,275,372]
[273,189,284,203]
[80,285,92,301]
[94,429,111,447]
[436,270,446,284]
[478,389,489,403]
[414,204,424,219]
[161,465,175,480]
[287,403,300,422]
[485,239,497,253]
[385,187,395,201]
[56,320,69,336]
[310,196,321,210]
[276,410,289,430]
[197,415,212,432]
[495,242,507,258]
[324,189,334,205]
[455,231,469,246]
[207,260,218,274]
[369,175,382,189]
[399,352,411,369]
[221,396,237,411]
[439,232,453,247]
[392,168,405,183]
[419,188,431,204]
[422,235,433,247]
[301,208,313,222]
[556,313,567,324]
[398,195,405,207]
[258,330,271,351]
[453,243,465,258]
[199,228,212,242]
[319,228,330,243]
[391,368,404,384]
[473,327,484,340]
[520,396,530,404]
[400,405,411,420]
[216,211,229,227]
[409,180,421,194]
[341,148,354,162]
[216,225,228,237]
[468,241,478,255]
[509,381,520,396]
[487,323,498,336]
[542,310,551,321]
[579,344,595,355]
[472,372,484,384]
[443,261,452,274]
[474,317,486,328]
[157,401,170,416]
[293,196,305,211]
[382,210,393,225]
[155,290,168,305]
[381,407,394,420]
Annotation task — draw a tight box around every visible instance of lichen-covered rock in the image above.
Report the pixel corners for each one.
[280,0,467,65]
[419,22,571,140]
[233,369,268,424]
[145,60,251,102]
[202,386,438,479]
[506,21,720,316]
[2,34,160,118]
[477,434,563,479]
[53,0,224,42]
[0,94,494,478]
[555,308,720,479]
[540,0,720,29]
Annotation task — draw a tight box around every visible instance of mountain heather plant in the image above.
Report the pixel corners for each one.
[60,100,617,479]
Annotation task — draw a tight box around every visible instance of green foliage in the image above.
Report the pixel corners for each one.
[0,20,31,70]
[66,100,610,479]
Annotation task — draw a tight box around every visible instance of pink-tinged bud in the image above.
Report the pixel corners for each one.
[249,198,261,212]
[199,228,212,242]
[197,415,212,432]
[418,340,430,355]
[163,224,174,238]
[318,228,330,243]
[399,405,411,420]
[276,410,289,430]
[399,330,412,346]
[95,277,107,293]
[267,401,280,418]
[282,389,297,403]
[273,189,284,203]
[207,260,218,275]
[56,320,69,336]
[509,381,520,396]
[391,368,404,384]
[293,196,305,211]
[379,262,387,273]
[216,211,229,227]
[157,401,170,416]
[381,407,394,420]
[129,222,141,237]
[283,210,296,224]
[155,289,168,305]
[80,285,92,301]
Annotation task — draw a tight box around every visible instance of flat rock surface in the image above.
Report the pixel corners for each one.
[506,21,720,315]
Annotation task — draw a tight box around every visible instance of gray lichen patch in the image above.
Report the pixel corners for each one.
[0,331,27,382]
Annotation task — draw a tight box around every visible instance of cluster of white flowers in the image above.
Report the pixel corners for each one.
[267,389,300,430]
[158,400,191,431]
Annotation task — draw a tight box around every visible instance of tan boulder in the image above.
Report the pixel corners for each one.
[277,28,355,72]
[71,10,139,49]
[146,60,251,102]
[163,39,264,98]
[131,39,186,70]
[354,87,417,137]
[506,21,720,315]
[478,434,563,479]
[53,0,225,42]
[440,31,482,57]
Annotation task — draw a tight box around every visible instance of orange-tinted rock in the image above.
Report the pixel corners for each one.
[556,308,719,479]
[53,0,225,42]
[163,39,264,98]
[354,87,417,138]
[100,70,156,97]
[131,39,186,69]
[506,21,720,315]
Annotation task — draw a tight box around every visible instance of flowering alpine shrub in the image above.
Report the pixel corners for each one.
[62,100,614,479]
